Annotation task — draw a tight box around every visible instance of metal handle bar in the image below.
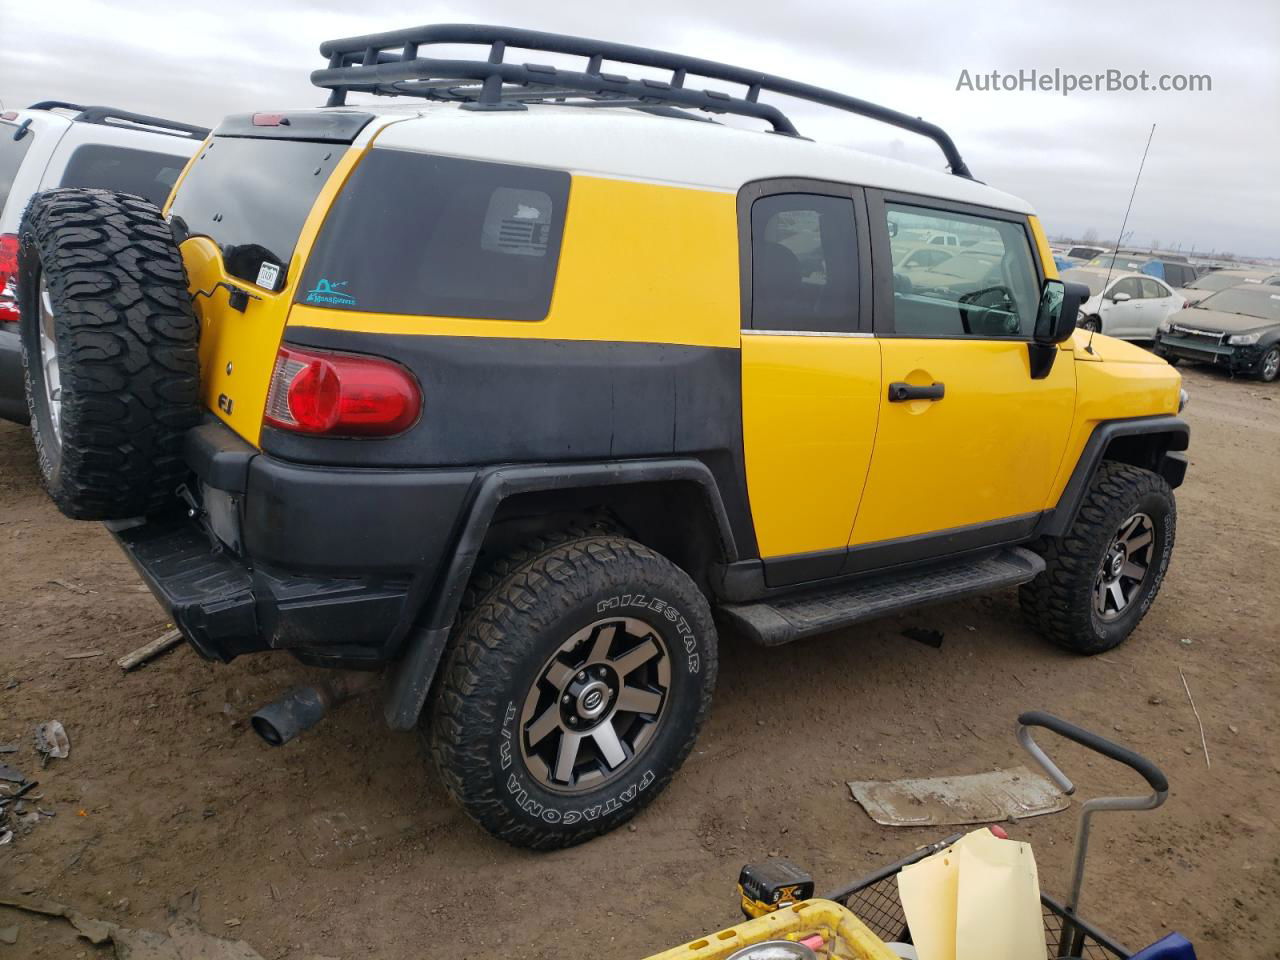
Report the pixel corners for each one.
[1016,710,1168,923]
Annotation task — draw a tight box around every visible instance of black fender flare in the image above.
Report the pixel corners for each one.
[1036,415,1189,539]
[383,458,739,729]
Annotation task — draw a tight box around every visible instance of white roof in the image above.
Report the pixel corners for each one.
[343,101,1034,214]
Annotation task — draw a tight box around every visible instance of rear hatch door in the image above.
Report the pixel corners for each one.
[166,111,380,445]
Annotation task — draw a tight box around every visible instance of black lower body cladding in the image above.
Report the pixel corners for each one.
[265,327,758,558]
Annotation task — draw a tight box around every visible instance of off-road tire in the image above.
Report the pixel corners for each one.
[17,188,200,519]
[427,532,717,849]
[1020,462,1175,654]
[1256,344,1280,383]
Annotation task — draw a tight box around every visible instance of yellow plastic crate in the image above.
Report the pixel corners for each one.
[643,899,900,960]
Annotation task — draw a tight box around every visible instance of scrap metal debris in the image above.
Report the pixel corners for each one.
[0,896,265,960]
[848,765,1069,827]
[119,629,184,672]
[902,627,944,648]
[49,578,95,595]
[34,720,70,762]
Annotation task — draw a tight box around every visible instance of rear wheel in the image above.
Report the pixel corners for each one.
[427,533,717,848]
[1020,462,1175,654]
[1256,345,1280,383]
[17,189,200,519]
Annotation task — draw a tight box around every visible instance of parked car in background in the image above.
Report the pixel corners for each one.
[892,244,955,271]
[1155,285,1280,381]
[1175,268,1280,307]
[1065,244,1107,261]
[1141,259,1200,288]
[0,101,206,423]
[1063,268,1185,340]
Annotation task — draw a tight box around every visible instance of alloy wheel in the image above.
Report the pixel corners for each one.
[519,617,670,793]
[37,274,63,446]
[1093,512,1154,621]
[1261,347,1280,382]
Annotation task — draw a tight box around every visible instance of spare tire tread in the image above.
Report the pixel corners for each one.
[18,188,201,519]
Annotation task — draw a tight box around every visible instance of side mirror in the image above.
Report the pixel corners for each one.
[888,220,899,239]
[1034,279,1089,345]
[1109,291,1131,303]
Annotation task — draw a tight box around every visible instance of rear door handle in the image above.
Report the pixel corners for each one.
[888,381,945,402]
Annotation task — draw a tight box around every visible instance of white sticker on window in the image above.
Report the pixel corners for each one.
[481,188,552,257]
[256,262,281,289]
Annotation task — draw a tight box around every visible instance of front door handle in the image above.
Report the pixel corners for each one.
[888,381,945,402]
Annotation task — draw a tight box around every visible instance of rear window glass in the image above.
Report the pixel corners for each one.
[298,150,569,322]
[0,126,34,213]
[169,137,343,290]
[59,144,187,208]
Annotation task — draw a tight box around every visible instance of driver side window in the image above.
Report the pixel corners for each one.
[887,202,1040,339]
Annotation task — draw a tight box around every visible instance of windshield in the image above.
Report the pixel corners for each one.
[168,136,343,290]
[1188,272,1259,293]
[932,251,999,281]
[1197,287,1280,322]
[1061,269,1107,296]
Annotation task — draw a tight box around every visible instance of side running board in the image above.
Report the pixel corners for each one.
[718,547,1045,647]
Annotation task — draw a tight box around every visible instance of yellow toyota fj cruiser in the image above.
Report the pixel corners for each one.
[16,25,1188,848]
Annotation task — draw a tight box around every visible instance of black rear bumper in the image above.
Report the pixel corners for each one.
[110,419,477,666]
[108,514,416,665]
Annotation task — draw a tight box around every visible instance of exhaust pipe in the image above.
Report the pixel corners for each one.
[250,674,375,747]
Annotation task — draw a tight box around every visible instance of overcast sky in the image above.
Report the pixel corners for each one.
[3,0,1277,258]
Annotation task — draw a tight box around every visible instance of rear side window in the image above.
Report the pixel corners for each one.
[169,137,344,291]
[750,193,859,333]
[0,127,34,213]
[1140,277,1168,299]
[59,144,187,208]
[299,150,570,322]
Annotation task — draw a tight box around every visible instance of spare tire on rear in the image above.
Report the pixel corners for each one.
[17,188,201,520]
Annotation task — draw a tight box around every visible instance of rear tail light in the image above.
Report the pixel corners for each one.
[263,345,421,437]
[0,233,20,325]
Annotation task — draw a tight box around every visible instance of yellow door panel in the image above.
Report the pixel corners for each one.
[741,334,882,558]
[850,340,1075,545]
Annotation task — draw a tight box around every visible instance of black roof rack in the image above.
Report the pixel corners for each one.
[313,24,974,179]
[27,101,209,140]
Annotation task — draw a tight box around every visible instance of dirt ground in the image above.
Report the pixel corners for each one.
[1,363,1277,959]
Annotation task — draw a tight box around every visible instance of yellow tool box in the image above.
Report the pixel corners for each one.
[642,899,899,960]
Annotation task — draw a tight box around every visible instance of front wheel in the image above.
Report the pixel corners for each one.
[1256,345,1280,383]
[1020,462,1175,654]
[1079,315,1101,333]
[427,534,717,849]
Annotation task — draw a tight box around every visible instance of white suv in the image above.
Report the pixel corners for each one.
[0,101,206,422]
